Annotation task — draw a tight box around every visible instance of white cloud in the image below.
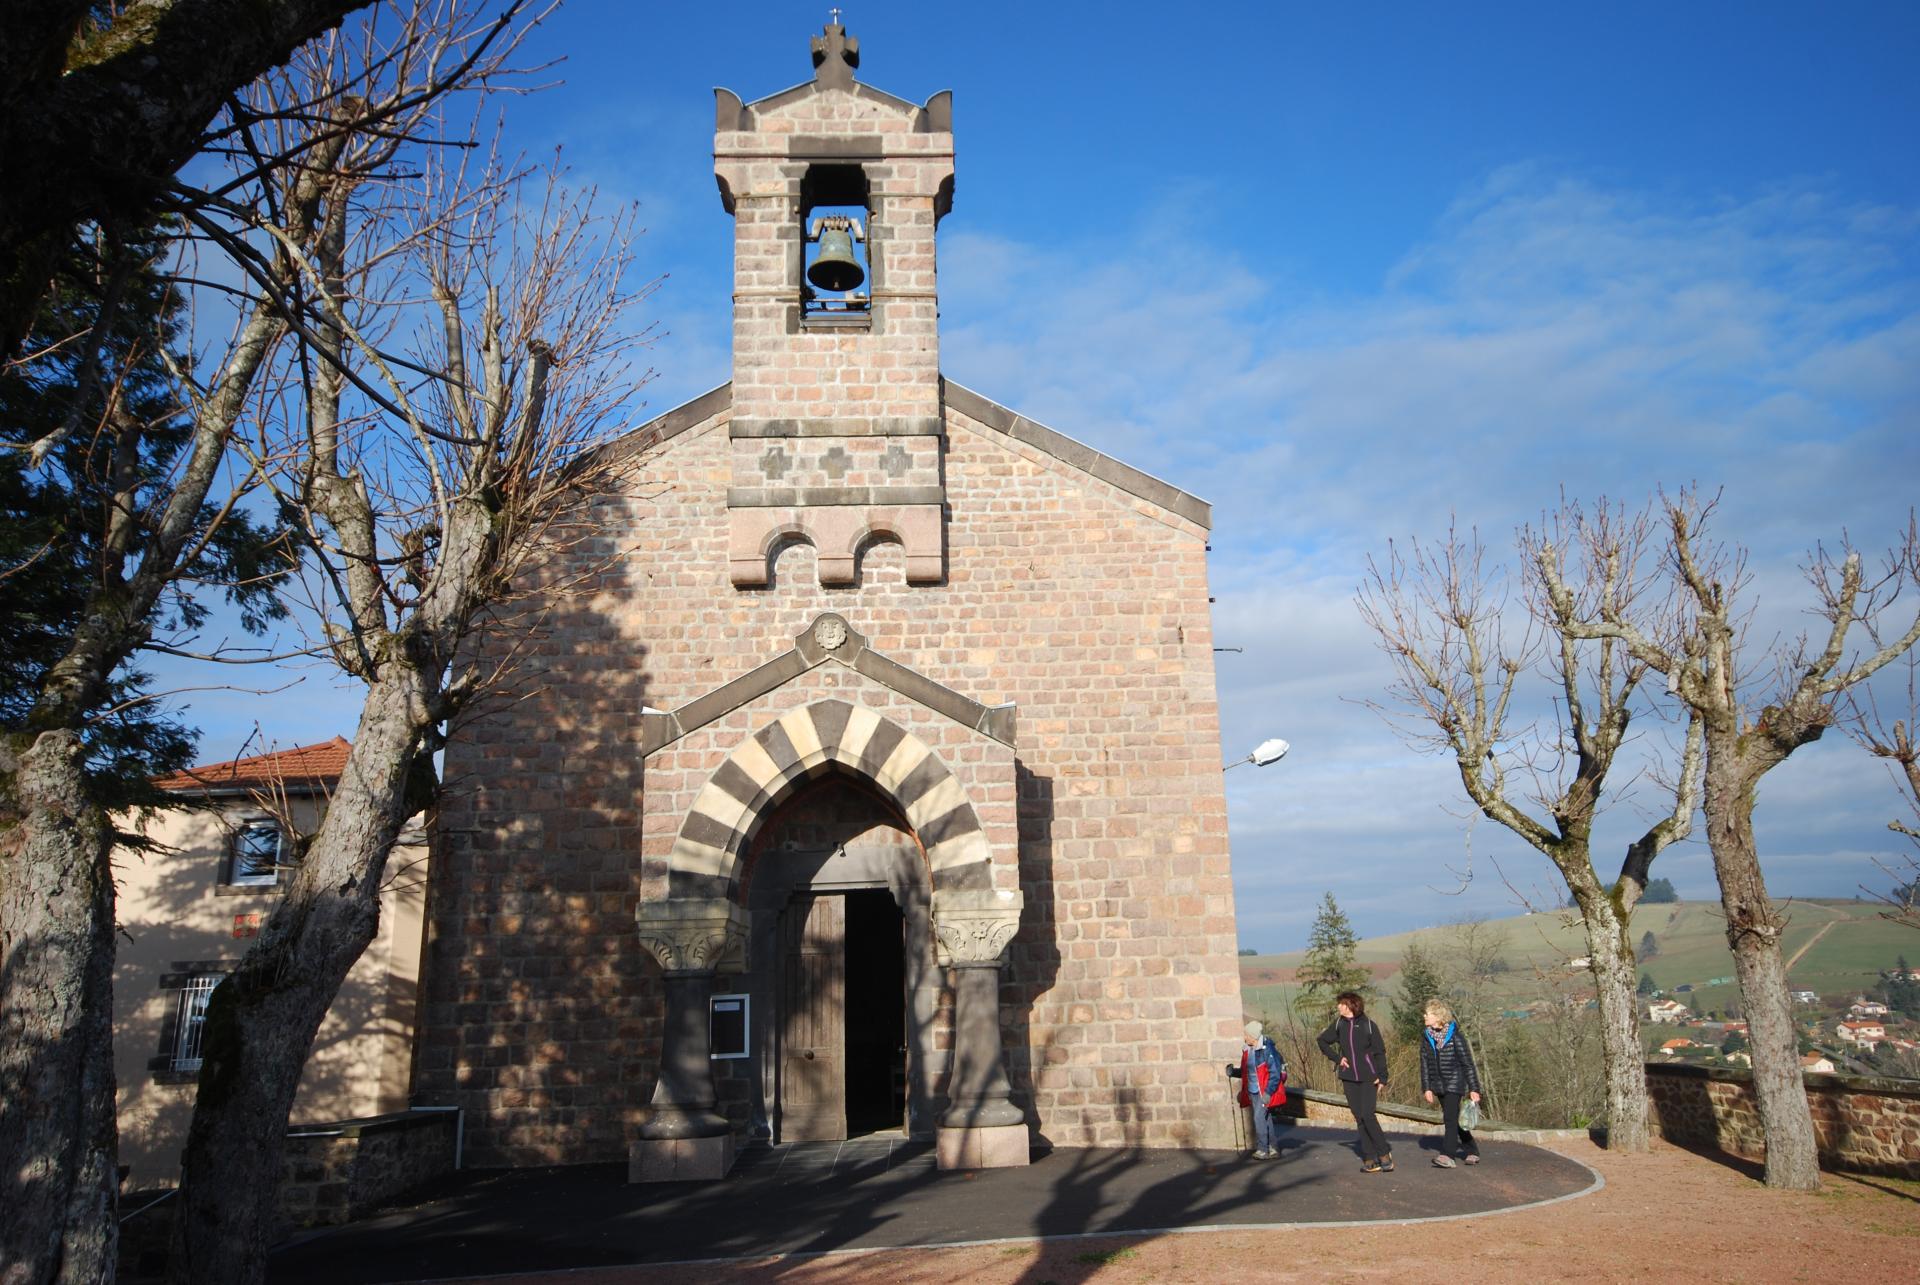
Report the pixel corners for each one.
[942,167,1920,945]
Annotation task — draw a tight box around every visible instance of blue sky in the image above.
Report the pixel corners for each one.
[155,2,1920,948]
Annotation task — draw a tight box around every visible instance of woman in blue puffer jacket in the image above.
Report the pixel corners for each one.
[1419,999,1483,1168]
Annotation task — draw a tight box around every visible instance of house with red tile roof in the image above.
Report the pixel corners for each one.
[111,738,429,1190]
[1836,1020,1887,1050]
[148,735,352,794]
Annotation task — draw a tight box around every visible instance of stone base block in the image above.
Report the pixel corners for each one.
[629,1134,735,1183]
[936,1122,1030,1170]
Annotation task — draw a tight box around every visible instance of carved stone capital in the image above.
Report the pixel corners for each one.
[635,900,749,975]
[930,888,1023,967]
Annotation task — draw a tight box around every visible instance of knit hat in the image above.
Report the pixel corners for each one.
[1244,1020,1264,1039]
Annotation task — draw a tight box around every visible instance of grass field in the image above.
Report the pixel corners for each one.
[1240,898,1915,1019]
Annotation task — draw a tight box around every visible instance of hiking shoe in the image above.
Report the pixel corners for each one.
[1464,1153,1480,1165]
[1361,1160,1382,1173]
[1379,1155,1395,1172]
[1432,1155,1457,1168]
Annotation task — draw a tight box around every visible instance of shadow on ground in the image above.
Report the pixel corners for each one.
[266,1124,1600,1284]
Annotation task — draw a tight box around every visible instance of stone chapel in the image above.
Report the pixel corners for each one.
[417,21,1248,1179]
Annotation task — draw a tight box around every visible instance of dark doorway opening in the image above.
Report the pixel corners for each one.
[843,888,906,1136]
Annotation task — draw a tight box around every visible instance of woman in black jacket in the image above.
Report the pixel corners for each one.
[1419,1000,1482,1167]
[1316,991,1393,1172]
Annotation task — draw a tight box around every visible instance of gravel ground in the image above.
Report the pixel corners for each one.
[420,1139,1920,1285]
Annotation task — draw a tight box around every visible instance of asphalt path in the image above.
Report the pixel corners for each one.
[267,1125,1602,1283]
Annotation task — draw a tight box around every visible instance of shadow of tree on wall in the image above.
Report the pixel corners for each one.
[1006,762,1060,1143]
[425,543,661,1169]
[111,800,383,1192]
[732,777,935,1139]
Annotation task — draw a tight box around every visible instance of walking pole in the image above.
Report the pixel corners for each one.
[1227,1065,1248,1153]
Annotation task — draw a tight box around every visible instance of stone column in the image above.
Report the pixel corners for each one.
[630,900,748,1182]
[930,888,1029,1169]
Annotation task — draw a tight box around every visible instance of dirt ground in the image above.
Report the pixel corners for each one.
[434,1139,1920,1285]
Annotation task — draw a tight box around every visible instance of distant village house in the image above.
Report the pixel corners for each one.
[1648,999,1691,1023]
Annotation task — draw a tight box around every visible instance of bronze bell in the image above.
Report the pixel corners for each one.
[806,216,865,293]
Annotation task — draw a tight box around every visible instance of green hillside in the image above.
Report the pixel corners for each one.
[1241,899,1914,1020]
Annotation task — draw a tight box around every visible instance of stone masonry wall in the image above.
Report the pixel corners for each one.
[422,390,1241,1161]
[1646,1062,1920,1179]
[276,1110,458,1235]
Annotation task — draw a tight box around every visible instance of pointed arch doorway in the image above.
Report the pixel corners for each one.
[632,652,1029,1180]
[742,772,930,1142]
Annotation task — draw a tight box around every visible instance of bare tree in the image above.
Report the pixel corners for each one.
[1358,504,1703,1153]
[1846,647,1920,930]
[166,59,652,1285]
[1542,493,1920,1190]
[0,7,537,1281]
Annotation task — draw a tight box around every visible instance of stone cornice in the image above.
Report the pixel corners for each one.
[640,613,1015,756]
[941,379,1212,531]
[576,382,732,474]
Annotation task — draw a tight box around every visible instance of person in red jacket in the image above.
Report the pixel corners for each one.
[1226,1020,1288,1159]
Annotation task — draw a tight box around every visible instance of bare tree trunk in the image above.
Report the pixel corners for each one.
[169,672,427,1285]
[1705,756,1820,1190]
[1581,894,1651,1150]
[0,731,120,1285]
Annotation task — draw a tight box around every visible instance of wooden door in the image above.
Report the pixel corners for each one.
[779,893,846,1141]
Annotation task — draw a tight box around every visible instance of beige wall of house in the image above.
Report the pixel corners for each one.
[111,793,429,1190]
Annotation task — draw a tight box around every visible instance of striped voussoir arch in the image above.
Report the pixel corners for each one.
[666,699,994,900]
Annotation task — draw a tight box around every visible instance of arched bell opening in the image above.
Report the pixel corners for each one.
[799,163,870,316]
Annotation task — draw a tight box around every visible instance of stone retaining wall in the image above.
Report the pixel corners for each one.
[1281,1088,1588,1146]
[118,1109,460,1280]
[1645,1062,1920,1179]
[277,1109,459,1235]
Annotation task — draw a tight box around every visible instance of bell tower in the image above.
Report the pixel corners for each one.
[715,20,954,587]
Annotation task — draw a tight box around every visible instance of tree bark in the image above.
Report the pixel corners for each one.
[0,730,121,1285]
[169,666,428,1285]
[1702,749,1821,1190]
[1578,891,1651,1151]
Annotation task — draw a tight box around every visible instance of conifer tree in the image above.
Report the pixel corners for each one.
[1295,892,1371,1024]
[1390,938,1445,1043]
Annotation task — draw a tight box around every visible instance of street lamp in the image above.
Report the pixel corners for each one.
[1224,737,1290,771]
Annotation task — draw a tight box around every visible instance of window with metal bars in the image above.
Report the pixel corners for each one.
[172,975,221,1071]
